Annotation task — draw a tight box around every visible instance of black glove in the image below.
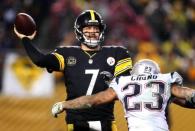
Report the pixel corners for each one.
[100,71,113,85]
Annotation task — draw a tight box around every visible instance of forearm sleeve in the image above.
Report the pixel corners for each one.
[22,37,60,71]
[22,38,45,66]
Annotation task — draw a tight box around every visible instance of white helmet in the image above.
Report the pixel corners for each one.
[131,59,160,75]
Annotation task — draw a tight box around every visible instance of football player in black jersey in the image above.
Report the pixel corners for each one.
[14,10,132,131]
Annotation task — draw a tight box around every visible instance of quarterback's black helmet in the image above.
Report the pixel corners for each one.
[74,10,106,48]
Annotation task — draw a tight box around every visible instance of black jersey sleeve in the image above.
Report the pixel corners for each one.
[22,37,60,72]
[114,46,132,77]
[51,47,66,71]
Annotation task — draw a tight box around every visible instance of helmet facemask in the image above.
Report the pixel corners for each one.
[75,26,104,48]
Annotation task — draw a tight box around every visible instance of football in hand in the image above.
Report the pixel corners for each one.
[15,13,36,36]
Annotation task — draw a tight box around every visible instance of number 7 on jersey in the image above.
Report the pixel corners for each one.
[85,69,99,95]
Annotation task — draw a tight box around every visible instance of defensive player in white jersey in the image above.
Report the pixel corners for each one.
[52,59,195,131]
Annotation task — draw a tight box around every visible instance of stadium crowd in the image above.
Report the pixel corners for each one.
[0,0,195,88]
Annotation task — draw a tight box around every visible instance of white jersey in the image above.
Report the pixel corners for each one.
[110,72,183,131]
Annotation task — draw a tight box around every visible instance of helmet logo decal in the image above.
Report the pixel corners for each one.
[66,56,76,66]
[107,57,115,66]
[144,66,152,74]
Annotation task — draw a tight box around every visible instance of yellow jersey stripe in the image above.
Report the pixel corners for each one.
[116,58,132,66]
[112,121,118,131]
[52,53,65,71]
[67,124,74,131]
[114,60,132,76]
[89,10,95,20]
[53,53,62,70]
[114,65,132,76]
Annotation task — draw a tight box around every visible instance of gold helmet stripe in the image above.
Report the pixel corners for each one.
[89,10,95,20]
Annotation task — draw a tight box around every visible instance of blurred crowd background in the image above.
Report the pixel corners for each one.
[0,0,195,131]
[1,0,195,85]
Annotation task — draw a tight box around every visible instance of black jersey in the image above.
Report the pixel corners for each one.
[51,46,132,122]
[21,38,132,122]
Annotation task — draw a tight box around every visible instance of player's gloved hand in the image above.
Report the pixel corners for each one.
[100,71,113,85]
[14,25,36,40]
[51,102,64,118]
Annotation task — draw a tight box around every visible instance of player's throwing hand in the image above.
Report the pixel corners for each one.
[14,26,36,40]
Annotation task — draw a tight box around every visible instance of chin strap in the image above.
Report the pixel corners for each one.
[83,36,100,48]
[83,43,99,49]
[82,32,104,48]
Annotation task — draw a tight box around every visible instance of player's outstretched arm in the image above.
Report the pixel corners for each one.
[171,85,195,108]
[51,88,117,117]
[14,26,45,66]
[14,26,59,71]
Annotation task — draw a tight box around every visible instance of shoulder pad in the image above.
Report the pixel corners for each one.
[54,46,80,52]
[57,46,80,48]
[102,45,126,49]
[64,46,80,48]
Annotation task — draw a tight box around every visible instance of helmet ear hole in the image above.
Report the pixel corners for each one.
[74,10,106,48]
